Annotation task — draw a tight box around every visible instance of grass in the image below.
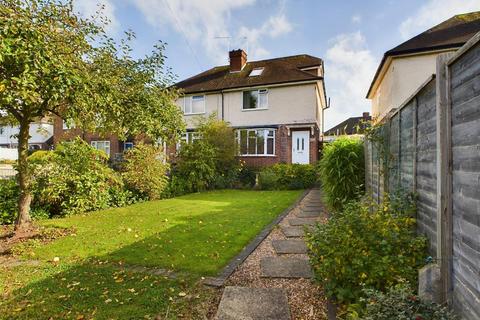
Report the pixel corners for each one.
[0,189,302,319]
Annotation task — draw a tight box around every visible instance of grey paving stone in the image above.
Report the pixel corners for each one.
[272,239,308,254]
[280,225,306,238]
[215,286,290,320]
[261,257,313,278]
[289,218,319,226]
[297,210,321,218]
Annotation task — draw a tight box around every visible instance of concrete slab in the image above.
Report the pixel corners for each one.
[289,218,319,226]
[261,257,313,278]
[272,240,308,254]
[280,225,306,238]
[215,286,291,320]
[297,210,321,218]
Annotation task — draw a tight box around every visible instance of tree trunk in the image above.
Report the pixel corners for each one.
[14,119,32,232]
[327,297,337,320]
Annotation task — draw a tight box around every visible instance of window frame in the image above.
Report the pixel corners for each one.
[91,140,111,156]
[242,89,268,111]
[123,142,134,151]
[249,67,264,77]
[183,95,206,115]
[236,128,275,156]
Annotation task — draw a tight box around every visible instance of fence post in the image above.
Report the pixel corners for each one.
[435,52,454,304]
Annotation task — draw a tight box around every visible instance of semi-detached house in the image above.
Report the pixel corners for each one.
[174,49,328,167]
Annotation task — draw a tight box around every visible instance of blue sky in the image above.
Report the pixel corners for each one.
[76,0,480,129]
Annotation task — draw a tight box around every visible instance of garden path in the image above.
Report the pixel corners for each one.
[214,189,327,320]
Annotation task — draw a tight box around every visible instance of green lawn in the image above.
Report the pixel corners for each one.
[0,189,302,319]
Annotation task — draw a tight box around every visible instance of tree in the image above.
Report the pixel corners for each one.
[0,0,185,232]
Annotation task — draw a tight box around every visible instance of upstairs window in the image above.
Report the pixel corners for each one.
[249,67,264,76]
[243,89,268,110]
[183,95,205,115]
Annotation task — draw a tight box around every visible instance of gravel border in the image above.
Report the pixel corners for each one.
[223,189,329,319]
[203,189,310,287]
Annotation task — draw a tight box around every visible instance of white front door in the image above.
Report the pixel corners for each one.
[292,131,310,164]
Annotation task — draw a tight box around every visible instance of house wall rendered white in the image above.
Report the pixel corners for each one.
[370,50,457,121]
[178,82,323,129]
[0,123,53,146]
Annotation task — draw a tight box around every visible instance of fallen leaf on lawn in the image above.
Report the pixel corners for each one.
[178,292,187,297]
[104,299,112,304]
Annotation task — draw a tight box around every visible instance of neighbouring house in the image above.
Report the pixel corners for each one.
[367,11,480,122]
[173,49,328,167]
[323,112,371,142]
[52,118,135,160]
[0,121,54,152]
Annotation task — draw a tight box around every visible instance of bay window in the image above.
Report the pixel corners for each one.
[237,129,275,156]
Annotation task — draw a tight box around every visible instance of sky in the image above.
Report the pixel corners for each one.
[75,0,480,129]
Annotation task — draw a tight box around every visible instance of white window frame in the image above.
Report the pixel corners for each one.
[242,89,268,111]
[249,67,264,77]
[183,95,206,115]
[236,128,275,156]
[176,131,200,151]
[91,140,111,156]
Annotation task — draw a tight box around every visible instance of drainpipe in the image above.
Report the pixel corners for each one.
[221,90,225,121]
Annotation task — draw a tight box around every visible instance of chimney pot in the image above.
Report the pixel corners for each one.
[229,49,247,72]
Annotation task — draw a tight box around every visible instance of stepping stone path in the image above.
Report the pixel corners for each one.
[260,257,312,278]
[272,239,308,254]
[215,189,323,319]
[288,217,319,226]
[216,286,291,320]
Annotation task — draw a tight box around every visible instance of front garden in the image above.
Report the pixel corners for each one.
[0,189,302,319]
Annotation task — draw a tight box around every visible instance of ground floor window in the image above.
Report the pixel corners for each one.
[237,128,275,156]
[91,140,111,155]
[124,142,134,151]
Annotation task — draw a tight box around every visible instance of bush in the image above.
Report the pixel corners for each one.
[32,138,125,216]
[258,164,317,190]
[319,137,365,211]
[121,144,169,200]
[359,284,458,320]
[174,140,217,192]
[196,114,238,175]
[235,161,257,188]
[0,178,18,225]
[306,194,427,305]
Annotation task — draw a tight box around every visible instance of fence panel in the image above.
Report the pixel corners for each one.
[399,103,415,190]
[449,42,480,320]
[415,79,438,256]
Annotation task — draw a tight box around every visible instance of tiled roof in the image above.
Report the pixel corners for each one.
[367,12,480,98]
[174,54,323,94]
[324,115,371,136]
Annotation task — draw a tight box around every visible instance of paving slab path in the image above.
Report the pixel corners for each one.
[215,188,328,320]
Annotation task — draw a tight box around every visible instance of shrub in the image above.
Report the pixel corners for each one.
[121,144,169,200]
[306,194,427,305]
[32,138,124,216]
[319,137,365,211]
[258,164,317,190]
[359,284,458,320]
[235,162,257,188]
[0,178,18,225]
[196,114,238,175]
[174,140,217,192]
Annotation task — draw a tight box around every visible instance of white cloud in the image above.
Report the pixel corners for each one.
[130,0,293,65]
[74,0,119,34]
[324,32,377,129]
[238,14,293,59]
[399,0,480,39]
[351,14,361,24]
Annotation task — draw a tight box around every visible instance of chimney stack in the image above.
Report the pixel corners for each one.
[229,49,247,72]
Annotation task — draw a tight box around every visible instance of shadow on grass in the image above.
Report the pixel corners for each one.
[1,193,292,319]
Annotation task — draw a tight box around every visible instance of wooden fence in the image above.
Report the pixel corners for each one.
[365,33,480,319]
